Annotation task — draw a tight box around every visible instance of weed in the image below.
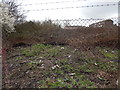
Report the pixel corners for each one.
[27,61,43,69]
[21,49,35,57]
[21,44,52,56]
[104,53,118,59]
[42,47,61,58]
[94,60,118,72]
[32,44,51,50]
[78,65,95,73]
[58,59,69,65]
[97,47,118,59]
[15,56,24,60]
[38,75,96,88]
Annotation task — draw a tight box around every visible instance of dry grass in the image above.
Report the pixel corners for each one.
[5,21,119,49]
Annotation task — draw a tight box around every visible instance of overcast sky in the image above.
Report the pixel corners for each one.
[15,0,119,21]
[1,0,119,21]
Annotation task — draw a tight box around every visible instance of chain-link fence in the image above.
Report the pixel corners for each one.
[2,1,119,88]
[4,17,118,49]
[2,17,119,88]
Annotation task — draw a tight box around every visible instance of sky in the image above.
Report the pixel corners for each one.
[1,0,119,26]
[14,0,119,21]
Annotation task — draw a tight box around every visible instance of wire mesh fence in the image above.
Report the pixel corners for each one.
[45,17,118,27]
[3,17,118,49]
[2,17,119,88]
[1,1,119,88]
[49,18,118,47]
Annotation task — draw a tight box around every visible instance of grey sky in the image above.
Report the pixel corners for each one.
[16,0,119,21]
[1,0,119,21]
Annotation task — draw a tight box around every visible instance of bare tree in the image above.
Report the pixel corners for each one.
[4,0,26,24]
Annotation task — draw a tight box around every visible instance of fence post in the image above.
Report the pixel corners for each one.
[2,48,10,87]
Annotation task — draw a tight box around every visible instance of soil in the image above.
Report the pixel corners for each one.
[2,45,118,88]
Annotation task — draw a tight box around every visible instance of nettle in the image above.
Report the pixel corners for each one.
[0,2,15,33]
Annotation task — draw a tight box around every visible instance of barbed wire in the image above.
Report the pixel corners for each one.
[19,0,87,6]
[19,3,119,12]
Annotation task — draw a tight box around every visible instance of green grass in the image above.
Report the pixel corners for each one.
[19,44,118,88]
[43,47,61,57]
[38,75,96,88]
[78,65,95,73]
[15,56,24,60]
[27,61,43,69]
[21,44,52,57]
[94,61,118,72]
[21,49,35,57]
[39,57,97,88]
[104,53,118,59]
[96,47,118,59]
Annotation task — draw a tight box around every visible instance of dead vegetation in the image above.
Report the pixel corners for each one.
[5,20,119,50]
[2,19,119,88]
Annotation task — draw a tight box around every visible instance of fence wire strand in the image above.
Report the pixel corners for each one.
[20,0,87,6]
[19,3,119,12]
